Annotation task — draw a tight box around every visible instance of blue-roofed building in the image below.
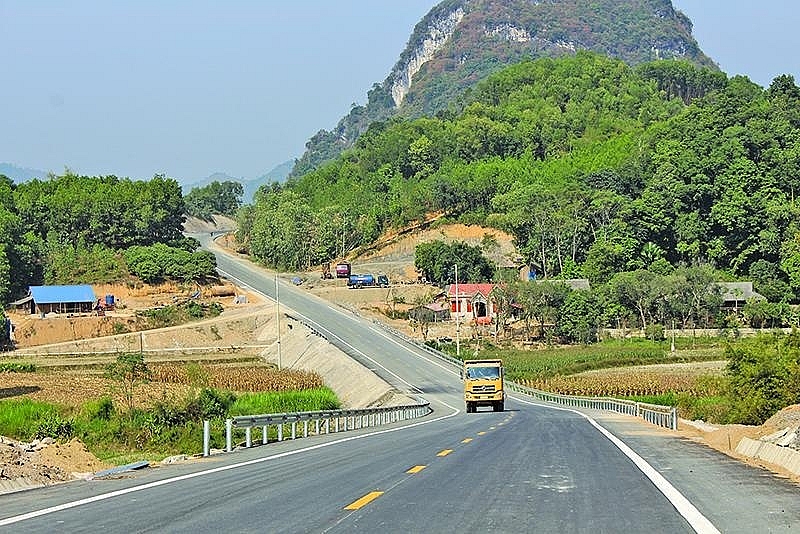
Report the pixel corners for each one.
[27,285,97,315]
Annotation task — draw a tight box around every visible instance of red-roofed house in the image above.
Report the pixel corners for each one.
[446,283,498,323]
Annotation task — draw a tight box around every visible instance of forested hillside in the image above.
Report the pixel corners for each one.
[292,0,714,176]
[0,173,217,304]
[239,52,800,304]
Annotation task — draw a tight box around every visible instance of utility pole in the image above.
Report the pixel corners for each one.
[455,263,460,359]
[276,273,282,370]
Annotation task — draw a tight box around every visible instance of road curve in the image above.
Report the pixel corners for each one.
[1,236,798,533]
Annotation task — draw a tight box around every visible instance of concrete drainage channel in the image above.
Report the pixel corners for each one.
[204,401,432,456]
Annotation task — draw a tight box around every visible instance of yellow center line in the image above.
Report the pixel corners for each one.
[461,438,473,443]
[477,431,487,436]
[344,491,384,510]
[406,465,427,474]
[437,449,454,457]
[489,426,496,430]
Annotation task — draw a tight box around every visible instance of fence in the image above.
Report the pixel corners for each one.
[210,401,431,456]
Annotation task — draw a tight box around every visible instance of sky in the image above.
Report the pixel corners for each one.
[1,1,798,185]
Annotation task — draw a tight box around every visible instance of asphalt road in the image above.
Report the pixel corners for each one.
[1,237,798,533]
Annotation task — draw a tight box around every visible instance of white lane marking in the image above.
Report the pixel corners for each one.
[222,257,716,533]
[0,406,460,526]
[366,324,460,377]
[512,396,720,534]
[217,267,423,395]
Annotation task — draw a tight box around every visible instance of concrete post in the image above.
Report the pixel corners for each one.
[225,419,232,453]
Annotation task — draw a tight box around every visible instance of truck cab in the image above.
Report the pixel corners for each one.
[463,359,505,413]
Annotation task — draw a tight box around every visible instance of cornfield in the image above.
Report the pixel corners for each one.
[519,372,722,398]
[150,364,323,392]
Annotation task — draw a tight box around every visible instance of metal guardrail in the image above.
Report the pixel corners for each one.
[204,309,677,457]
[506,381,678,430]
[368,318,679,431]
[212,401,432,455]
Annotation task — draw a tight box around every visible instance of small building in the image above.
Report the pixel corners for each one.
[408,302,451,323]
[25,285,97,315]
[717,282,765,311]
[446,283,498,323]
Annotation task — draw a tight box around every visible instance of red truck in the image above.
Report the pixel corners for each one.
[335,263,351,278]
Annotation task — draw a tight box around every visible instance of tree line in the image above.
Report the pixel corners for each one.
[0,172,216,303]
[237,52,800,307]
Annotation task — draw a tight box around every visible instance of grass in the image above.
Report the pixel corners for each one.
[0,362,37,372]
[460,338,725,381]
[0,387,343,464]
[0,398,60,440]
[230,388,340,415]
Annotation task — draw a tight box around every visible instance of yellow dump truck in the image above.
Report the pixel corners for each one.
[463,359,505,413]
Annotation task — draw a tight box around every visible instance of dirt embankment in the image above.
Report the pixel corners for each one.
[0,436,110,493]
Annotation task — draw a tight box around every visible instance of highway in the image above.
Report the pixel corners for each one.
[1,238,799,533]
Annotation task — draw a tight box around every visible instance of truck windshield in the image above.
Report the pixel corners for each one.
[466,366,500,380]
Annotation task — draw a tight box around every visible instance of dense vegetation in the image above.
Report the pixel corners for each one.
[183,180,243,220]
[241,53,800,314]
[0,172,218,303]
[415,240,496,285]
[293,0,713,175]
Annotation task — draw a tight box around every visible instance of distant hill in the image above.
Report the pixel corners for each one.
[182,160,294,204]
[0,163,49,183]
[291,0,715,177]
[181,172,242,195]
[242,160,294,202]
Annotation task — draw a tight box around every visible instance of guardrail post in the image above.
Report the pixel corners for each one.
[225,418,233,452]
[262,425,268,444]
[245,427,252,448]
[303,420,308,438]
[325,418,330,434]
[671,407,678,430]
[291,422,297,439]
[203,420,210,457]
[335,417,339,433]
[278,424,283,442]
[315,420,320,435]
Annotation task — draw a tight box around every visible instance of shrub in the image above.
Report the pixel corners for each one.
[724,332,800,424]
[33,412,74,441]
[83,396,115,421]
[0,362,36,372]
[186,388,235,420]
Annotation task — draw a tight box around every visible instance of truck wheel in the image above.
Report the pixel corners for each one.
[493,401,504,412]
[465,402,473,413]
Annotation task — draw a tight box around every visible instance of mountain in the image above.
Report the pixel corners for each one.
[290,0,714,178]
[0,163,49,183]
[181,172,242,195]
[181,160,294,203]
[242,160,294,202]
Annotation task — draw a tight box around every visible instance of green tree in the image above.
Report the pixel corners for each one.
[184,180,244,219]
[557,289,601,344]
[106,353,151,414]
[414,240,495,286]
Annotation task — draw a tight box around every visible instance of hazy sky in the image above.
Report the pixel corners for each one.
[1,1,798,184]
